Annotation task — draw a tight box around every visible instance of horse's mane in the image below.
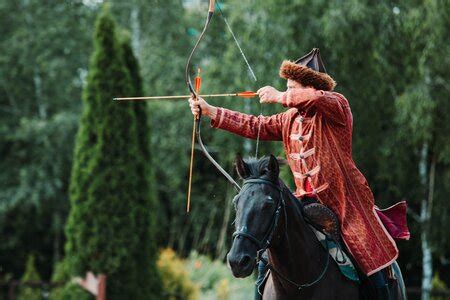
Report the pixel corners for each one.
[279,179,305,221]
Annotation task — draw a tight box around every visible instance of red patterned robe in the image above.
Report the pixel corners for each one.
[211,88,401,275]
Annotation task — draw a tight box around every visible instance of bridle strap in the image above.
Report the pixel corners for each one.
[232,200,283,250]
[243,178,282,192]
[232,231,263,248]
[259,239,331,290]
[232,179,283,251]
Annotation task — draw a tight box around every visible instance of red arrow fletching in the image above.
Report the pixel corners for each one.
[237,91,257,98]
[194,68,202,94]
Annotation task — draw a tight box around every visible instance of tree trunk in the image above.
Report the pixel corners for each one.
[419,143,436,300]
[216,185,234,258]
[52,212,62,266]
[33,65,47,119]
[199,205,217,252]
[130,7,140,59]
[420,205,432,300]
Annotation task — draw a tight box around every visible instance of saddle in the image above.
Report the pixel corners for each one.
[303,201,341,242]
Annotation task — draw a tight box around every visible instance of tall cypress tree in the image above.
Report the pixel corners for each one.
[119,32,162,297]
[64,6,161,299]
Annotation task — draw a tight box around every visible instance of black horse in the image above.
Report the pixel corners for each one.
[227,155,406,299]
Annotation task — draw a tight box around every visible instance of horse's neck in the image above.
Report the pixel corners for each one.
[268,193,324,294]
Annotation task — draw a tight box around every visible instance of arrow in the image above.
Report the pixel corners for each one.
[113,91,257,101]
[187,68,202,213]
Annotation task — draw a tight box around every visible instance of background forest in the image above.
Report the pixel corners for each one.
[0,0,449,299]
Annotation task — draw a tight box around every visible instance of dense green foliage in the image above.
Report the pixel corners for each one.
[157,249,254,299]
[0,0,449,297]
[17,255,41,300]
[49,261,91,300]
[0,1,93,279]
[157,249,199,300]
[119,32,163,298]
[63,7,161,299]
[184,251,254,299]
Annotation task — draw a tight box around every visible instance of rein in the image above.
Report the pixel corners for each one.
[232,178,331,291]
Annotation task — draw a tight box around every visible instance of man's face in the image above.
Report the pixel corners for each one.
[286,79,307,91]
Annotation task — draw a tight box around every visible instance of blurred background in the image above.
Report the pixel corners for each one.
[0,0,449,299]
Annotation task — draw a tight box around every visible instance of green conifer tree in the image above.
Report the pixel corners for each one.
[64,6,161,299]
[18,255,41,300]
[119,32,162,298]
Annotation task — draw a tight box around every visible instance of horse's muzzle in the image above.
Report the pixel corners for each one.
[227,240,257,278]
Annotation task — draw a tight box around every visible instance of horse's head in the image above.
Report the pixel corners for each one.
[227,155,285,278]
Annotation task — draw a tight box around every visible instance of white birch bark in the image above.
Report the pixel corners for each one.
[131,7,141,60]
[419,143,433,300]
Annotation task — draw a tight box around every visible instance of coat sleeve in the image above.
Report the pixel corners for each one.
[211,107,284,141]
[281,88,347,126]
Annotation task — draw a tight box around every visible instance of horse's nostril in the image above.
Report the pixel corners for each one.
[239,254,252,267]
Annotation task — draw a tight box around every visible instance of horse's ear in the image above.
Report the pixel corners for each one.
[235,154,249,179]
[268,154,279,177]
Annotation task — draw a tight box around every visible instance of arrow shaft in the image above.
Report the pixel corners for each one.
[187,68,203,213]
[113,92,257,101]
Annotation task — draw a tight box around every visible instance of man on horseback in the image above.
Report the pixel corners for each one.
[189,48,408,299]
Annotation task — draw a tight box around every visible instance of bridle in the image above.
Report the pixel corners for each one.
[231,178,331,291]
[232,179,284,255]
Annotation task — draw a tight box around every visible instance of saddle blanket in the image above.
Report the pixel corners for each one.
[309,225,360,283]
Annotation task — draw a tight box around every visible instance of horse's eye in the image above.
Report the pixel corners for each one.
[262,202,274,211]
[262,197,275,209]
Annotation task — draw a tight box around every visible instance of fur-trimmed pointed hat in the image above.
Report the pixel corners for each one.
[280,48,336,91]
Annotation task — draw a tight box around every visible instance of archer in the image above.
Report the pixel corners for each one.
[189,48,409,300]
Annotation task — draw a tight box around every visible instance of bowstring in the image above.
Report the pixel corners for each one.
[216,0,257,82]
[255,112,262,157]
[216,0,262,158]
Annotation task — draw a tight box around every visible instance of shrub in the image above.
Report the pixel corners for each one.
[56,282,93,300]
[50,261,92,300]
[431,272,449,300]
[157,249,199,300]
[216,279,230,300]
[17,255,41,300]
[185,251,254,300]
